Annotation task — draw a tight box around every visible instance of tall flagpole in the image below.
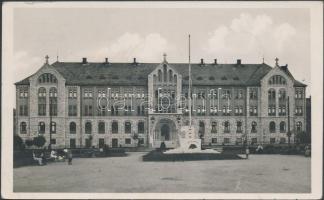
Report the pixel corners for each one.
[188,34,192,128]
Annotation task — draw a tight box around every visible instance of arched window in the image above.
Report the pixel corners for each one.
[168,70,173,82]
[236,121,242,133]
[279,89,286,100]
[38,122,45,134]
[268,75,286,85]
[268,89,276,100]
[280,121,286,133]
[20,122,27,134]
[125,121,131,134]
[51,122,56,133]
[211,122,217,133]
[70,122,76,134]
[269,121,276,133]
[85,122,92,134]
[174,74,177,83]
[224,121,230,133]
[38,73,57,83]
[49,87,58,116]
[138,121,144,134]
[112,121,118,134]
[163,65,167,82]
[251,121,257,133]
[158,70,162,82]
[98,122,105,134]
[38,88,46,116]
[296,121,302,132]
[199,121,205,137]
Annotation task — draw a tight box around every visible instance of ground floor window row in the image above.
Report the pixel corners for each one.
[196,120,303,135]
[210,137,289,145]
[18,120,304,135]
[68,138,145,148]
[83,121,145,135]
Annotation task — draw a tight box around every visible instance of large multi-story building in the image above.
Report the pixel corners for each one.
[15,55,307,149]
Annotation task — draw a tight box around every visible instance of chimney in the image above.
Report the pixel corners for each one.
[281,64,288,71]
[133,57,137,65]
[214,59,217,65]
[82,57,87,64]
[236,59,241,65]
[200,58,204,65]
[105,58,109,63]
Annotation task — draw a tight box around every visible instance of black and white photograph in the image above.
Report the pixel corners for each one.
[1,1,323,199]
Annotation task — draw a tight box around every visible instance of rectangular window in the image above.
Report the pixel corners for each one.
[125,138,131,144]
[50,139,56,145]
[222,90,231,99]
[280,137,286,144]
[51,122,56,133]
[224,138,230,144]
[38,104,46,116]
[212,138,217,143]
[270,138,276,144]
[236,138,242,144]
[239,106,243,115]
[251,138,257,144]
[236,89,243,99]
[73,105,77,116]
[268,106,276,116]
[138,138,144,146]
[85,139,91,148]
[70,139,76,148]
[99,138,105,148]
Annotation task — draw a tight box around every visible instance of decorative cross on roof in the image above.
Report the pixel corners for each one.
[275,57,279,66]
[45,55,49,64]
[163,53,167,62]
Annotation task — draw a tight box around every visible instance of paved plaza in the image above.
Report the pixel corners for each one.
[14,152,311,193]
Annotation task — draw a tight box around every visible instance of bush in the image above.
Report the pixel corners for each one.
[14,135,24,150]
[25,139,34,147]
[33,136,46,148]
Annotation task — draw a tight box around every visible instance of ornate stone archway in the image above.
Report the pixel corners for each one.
[149,115,181,148]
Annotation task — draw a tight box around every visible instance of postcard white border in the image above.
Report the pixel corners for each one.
[2,1,323,199]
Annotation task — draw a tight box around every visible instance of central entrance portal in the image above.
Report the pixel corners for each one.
[161,124,170,141]
[153,118,178,148]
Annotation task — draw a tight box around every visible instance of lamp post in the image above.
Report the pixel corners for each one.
[217,88,222,113]
[49,97,52,150]
[287,96,291,146]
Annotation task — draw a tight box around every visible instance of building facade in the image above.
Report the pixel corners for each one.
[15,55,307,149]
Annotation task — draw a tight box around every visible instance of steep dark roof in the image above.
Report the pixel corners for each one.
[15,61,305,87]
[279,65,307,87]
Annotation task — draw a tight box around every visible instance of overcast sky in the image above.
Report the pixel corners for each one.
[12,6,311,95]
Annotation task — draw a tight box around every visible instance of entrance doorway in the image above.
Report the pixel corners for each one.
[112,138,118,148]
[161,124,170,141]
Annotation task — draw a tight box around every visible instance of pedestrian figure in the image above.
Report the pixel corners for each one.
[245,148,250,159]
[32,151,43,165]
[41,151,47,165]
[67,149,73,165]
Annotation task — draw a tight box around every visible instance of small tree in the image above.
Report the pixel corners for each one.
[14,135,24,150]
[296,131,309,144]
[25,139,34,148]
[33,135,46,148]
